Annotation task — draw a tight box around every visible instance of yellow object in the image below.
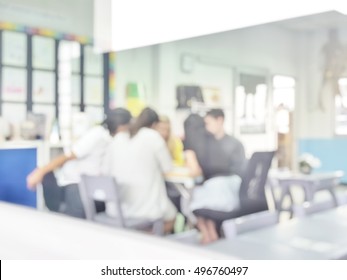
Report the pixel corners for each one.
[168,137,185,166]
[126,97,146,117]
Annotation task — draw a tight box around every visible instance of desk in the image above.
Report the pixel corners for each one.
[165,167,196,200]
[207,205,347,259]
[268,171,343,215]
[0,202,230,259]
[166,167,196,188]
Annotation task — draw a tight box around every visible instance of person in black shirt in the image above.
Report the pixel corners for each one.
[202,110,246,180]
[185,109,246,244]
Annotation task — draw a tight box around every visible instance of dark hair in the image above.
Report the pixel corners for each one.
[102,108,132,135]
[130,107,159,137]
[206,108,225,119]
[183,113,209,170]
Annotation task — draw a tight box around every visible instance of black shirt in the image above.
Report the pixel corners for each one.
[200,134,246,180]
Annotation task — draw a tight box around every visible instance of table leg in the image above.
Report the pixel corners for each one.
[328,188,339,206]
[302,182,315,202]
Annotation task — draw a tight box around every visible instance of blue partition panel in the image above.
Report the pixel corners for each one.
[298,138,347,184]
[0,148,37,207]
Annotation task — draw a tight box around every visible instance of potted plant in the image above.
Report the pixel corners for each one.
[298,153,321,174]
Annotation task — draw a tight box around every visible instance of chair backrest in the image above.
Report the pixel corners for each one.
[293,200,336,218]
[79,174,125,226]
[239,151,276,212]
[41,171,64,212]
[222,210,279,239]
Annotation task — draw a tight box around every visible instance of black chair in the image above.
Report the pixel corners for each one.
[192,151,276,235]
[42,171,64,212]
[42,172,105,217]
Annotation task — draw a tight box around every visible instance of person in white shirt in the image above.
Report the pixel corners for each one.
[27,108,132,218]
[106,107,177,233]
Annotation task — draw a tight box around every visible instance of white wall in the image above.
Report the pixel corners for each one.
[116,46,156,107]
[158,25,300,156]
[115,23,346,156]
[116,24,301,156]
[0,0,93,37]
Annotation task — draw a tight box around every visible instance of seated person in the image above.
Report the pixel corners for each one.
[26,108,132,218]
[105,107,177,234]
[184,109,246,244]
[155,115,185,214]
[156,115,184,167]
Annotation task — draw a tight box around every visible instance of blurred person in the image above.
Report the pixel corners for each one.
[26,108,132,218]
[106,107,177,233]
[202,109,246,180]
[183,113,208,178]
[185,109,246,244]
[156,115,184,166]
[156,115,188,221]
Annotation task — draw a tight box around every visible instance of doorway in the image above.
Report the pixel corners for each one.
[273,75,296,169]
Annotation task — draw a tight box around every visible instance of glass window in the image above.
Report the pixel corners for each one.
[2,31,27,67]
[273,75,296,88]
[84,45,103,76]
[2,103,27,125]
[32,36,55,70]
[272,75,296,111]
[32,70,55,103]
[71,74,81,104]
[84,76,104,105]
[1,67,27,102]
[272,75,296,134]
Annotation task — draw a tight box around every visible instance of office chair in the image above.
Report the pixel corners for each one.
[193,151,276,235]
[79,174,164,235]
[41,171,65,213]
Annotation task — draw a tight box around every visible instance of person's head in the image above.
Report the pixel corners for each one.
[102,108,132,136]
[204,108,225,138]
[130,107,159,137]
[156,115,171,142]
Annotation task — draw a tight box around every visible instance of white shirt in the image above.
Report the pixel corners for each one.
[106,128,177,221]
[57,125,111,186]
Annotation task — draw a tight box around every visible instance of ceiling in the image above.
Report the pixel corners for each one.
[275,11,347,32]
[0,0,93,36]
